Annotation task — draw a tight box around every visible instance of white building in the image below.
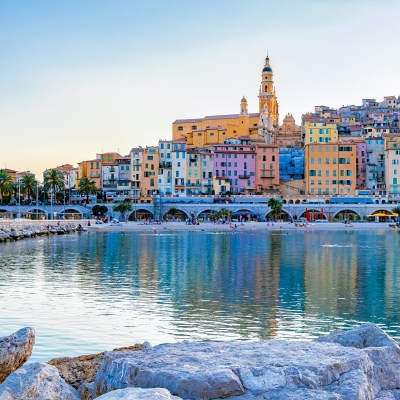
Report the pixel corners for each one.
[171,140,187,194]
[158,139,173,195]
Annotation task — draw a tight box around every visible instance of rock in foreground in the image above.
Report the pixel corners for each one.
[48,344,146,389]
[93,323,400,400]
[0,362,79,399]
[96,387,182,399]
[0,327,35,384]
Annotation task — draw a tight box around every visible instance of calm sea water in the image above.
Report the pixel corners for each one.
[1,229,400,361]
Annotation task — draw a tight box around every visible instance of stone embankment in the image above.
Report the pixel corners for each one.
[0,221,86,243]
[1,324,400,399]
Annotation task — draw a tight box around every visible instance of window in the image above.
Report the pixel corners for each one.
[178,126,183,131]
[309,170,316,176]
[272,156,275,161]
[192,125,197,130]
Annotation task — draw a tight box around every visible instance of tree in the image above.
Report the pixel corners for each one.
[20,173,37,203]
[0,170,14,205]
[92,204,108,217]
[112,200,132,221]
[392,206,400,216]
[267,198,283,220]
[77,177,97,205]
[219,207,232,221]
[44,169,65,204]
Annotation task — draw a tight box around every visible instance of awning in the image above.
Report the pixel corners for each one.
[367,213,398,217]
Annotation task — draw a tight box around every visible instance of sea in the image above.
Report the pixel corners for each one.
[0,229,399,361]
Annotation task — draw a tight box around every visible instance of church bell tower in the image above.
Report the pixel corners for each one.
[258,55,279,138]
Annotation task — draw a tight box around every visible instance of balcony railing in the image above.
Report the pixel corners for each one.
[239,174,250,179]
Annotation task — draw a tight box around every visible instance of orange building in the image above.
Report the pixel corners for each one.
[78,158,101,188]
[304,143,357,195]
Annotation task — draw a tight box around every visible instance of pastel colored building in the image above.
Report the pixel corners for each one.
[130,148,143,198]
[277,113,302,148]
[365,136,385,192]
[78,158,101,189]
[211,140,256,194]
[385,135,400,195]
[186,148,213,194]
[140,146,159,197]
[304,121,338,144]
[340,139,367,188]
[158,140,173,195]
[255,143,279,192]
[304,143,357,195]
[172,139,187,194]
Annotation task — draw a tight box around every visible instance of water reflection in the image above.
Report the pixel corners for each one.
[0,229,400,361]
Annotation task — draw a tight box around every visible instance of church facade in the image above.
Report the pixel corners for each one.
[172,56,279,148]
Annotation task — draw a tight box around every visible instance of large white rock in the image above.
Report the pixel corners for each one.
[0,362,79,399]
[93,324,400,400]
[0,327,35,383]
[96,387,182,399]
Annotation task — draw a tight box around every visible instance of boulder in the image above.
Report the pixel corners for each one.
[96,387,182,399]
[0,362,79,399]
[315,323,400,353]
[48,344,146,389]
[0,327,35,383]
[93,324,400,400]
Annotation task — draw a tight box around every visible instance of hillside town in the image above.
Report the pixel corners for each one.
[2,55,400,206]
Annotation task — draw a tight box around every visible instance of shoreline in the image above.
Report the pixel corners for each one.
[88,220,397,232]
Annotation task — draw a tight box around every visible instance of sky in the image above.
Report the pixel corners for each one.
[1,0,399,177]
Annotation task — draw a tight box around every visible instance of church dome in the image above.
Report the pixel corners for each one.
[263,66,273,72]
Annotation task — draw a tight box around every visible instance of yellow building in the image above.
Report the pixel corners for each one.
[172,55,279,147]
[305,143,357,195]
[140,146,159,197]
[304,121,338,144]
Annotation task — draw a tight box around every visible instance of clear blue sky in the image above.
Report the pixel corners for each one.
[0,0,399,176]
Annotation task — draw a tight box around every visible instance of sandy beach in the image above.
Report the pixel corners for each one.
[88,221,397,233]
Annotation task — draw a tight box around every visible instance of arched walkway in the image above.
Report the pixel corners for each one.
[232,209,258,221]
[59,209,83,220]
[196,209,214,222]
[334,209,362,221]
[266,209,291,222]
[163,208,190,222]
[128,209,154,221]
[299,209,327,222]
[26,208,47,220]
[367,209,398,222]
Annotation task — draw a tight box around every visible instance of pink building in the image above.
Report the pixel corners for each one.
[211,141,256,194]
[341,139,367,188]
[255,143,280,192]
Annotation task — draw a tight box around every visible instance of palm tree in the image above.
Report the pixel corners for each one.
[0,169,14,205]
[44,169,65,204]
[267,198,283,221]
[78,177,97,205]
[20,173,37,203]
[166,207,179,220]
[112,200,132,221]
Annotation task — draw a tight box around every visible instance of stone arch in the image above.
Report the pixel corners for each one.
[334,209,362,221]
[128,209,154,221]
[295,199,301,204]
[367,209,397,222]
[163,207,190,222]
[265,209,291,221]
[59,208,83,220]
[232,208,259,221]
[288,200,294,204]
[282,199,287,204]
[195,209,214,222]
[299,209,327,221]
[26,208,47,220]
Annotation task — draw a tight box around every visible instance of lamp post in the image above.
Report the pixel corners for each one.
[17,176,21,219]
[36,181,39,220]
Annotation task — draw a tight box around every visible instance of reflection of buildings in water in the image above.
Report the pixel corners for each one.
[162,233,283,340]
[303,232,358,320]
[354,232,397,325]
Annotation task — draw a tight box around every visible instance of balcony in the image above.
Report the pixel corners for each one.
[260,175,275,179]
[239,174,250,179]
[186,183,202,187]
[103,181,117,188]
[159,162,172,169]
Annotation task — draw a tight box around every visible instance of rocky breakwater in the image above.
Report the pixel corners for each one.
[1,324,400,399]
[0,222,86,243]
